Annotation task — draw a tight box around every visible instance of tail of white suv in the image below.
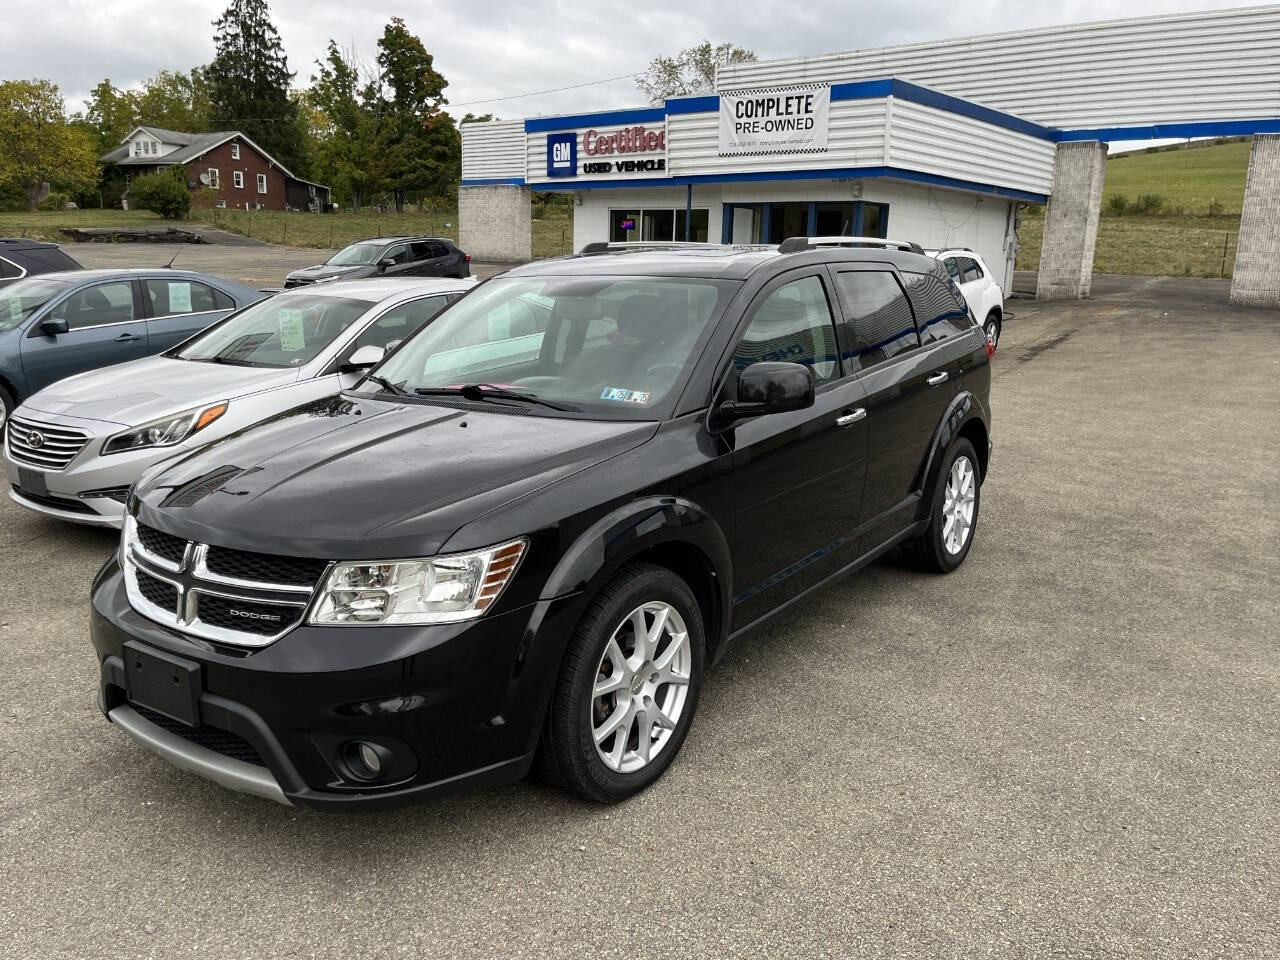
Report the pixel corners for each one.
[931,249,1003,348]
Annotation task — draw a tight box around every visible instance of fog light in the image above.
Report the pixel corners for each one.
[358,743,381,776]
[343,739,391,781]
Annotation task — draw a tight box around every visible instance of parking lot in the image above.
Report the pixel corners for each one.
[1,269,1277,958]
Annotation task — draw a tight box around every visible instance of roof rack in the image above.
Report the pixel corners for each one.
[578,241,772,255]
[778,236,926,255]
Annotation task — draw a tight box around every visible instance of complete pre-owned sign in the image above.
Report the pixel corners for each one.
[719,85,830,156]
[543,123,667,179]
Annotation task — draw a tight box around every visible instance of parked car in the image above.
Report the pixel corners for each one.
[5,277,473,526]
[284,237,470,288]
[90,238,991,810]
[929,249,1004,347]
[0,237,82,289]
[0,269,264,429]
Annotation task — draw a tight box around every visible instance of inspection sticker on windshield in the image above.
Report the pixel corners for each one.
[278,308,305,351]
[601,387,651,404]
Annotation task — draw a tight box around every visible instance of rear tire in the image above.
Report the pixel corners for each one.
[902,438,981,574]
[537,563,705,803]
[983,312,1001,349]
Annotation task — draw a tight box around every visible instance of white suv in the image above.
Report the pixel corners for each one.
[930,249,1004,348]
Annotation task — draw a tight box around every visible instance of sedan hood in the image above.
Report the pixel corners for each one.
[133,396,658,558]
[286,263,367,282]
[22,355,297,427]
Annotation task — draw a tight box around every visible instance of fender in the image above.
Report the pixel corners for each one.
[913,390,988,523]
[540,494,734,652]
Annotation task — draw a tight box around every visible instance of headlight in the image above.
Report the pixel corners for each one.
[309,539,526,626]
[102,402,228,455]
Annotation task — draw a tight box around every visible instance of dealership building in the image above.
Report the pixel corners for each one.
[460,5,1280,305]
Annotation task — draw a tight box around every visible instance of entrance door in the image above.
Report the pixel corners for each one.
[723,204,762,244]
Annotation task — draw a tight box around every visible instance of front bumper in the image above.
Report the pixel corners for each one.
[91,556,584,811]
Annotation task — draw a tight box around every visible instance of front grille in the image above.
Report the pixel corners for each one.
[195,594,304,636]
[137,523,187,566]
[131,703,266,767]
[11,485,97,515]
[205,545,328,587]
[136,569,179,612]
[6,416,90,470]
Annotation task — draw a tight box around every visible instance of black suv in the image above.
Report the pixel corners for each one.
[0,237,82,289]
[283,236,470,287]
[91,239,992,810]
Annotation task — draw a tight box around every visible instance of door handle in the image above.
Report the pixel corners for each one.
[926,371,949,386]
[835,408,867,427]
[114,333,143,343]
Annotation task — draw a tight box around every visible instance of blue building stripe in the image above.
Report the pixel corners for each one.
[1057,118,1280,142]
[666,95,720,115]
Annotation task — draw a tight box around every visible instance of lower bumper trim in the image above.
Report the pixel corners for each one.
[9,488,123,528]
[108,704,291,806]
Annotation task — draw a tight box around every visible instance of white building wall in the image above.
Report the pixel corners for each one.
[461,121,526,181]
[715,5,1280,129]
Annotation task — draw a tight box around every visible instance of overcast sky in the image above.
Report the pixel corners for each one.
[3,0,1271,124]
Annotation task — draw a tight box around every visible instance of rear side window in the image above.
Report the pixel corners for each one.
[409,242,433,261]
[957,257,984,283]
[942,258,960,281]
[0,257,21,279]
[355,296,450,351]
[145,279,232,316]
[833,270,918,369]
[50,281,138,329]
[901,271,973,345]
[733,275,841,385]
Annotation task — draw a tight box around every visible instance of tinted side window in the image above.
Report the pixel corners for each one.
[902,271,973,345]
[833,270,918,369]
[0,257,21,279]
[212,288,235,310]
[355,297,450,351]
[430,241,449,258]
[384,244,411,265]
[958,257,983,283]
[942,257,960,281]
[733,275,840,385]
[50,281,138,329]
[409,242,433,262]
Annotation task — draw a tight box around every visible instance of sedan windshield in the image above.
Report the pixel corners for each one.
[174,293,373,367]
[0,278,72,331]
[327,242,384,266]
[365,275,736,419]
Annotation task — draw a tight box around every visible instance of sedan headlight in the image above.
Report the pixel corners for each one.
[310,539,526,626]
[102,402,228,455]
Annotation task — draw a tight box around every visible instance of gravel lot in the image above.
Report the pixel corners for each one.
[1,271,1277,958]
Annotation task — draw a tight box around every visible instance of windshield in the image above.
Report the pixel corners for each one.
[0,278,72,331]
[327,242,385,266]
[175,293,373,367]
[364,275,736,419]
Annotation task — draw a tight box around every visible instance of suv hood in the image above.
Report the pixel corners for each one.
[286,263,367,282]
[22,355,297,427]
[132,395,658,558]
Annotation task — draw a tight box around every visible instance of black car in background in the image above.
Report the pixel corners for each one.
[283,236,470,287]
[0,238,82,289]
[92,239,992,811]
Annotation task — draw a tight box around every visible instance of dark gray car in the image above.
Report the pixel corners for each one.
[283,236,470,287]
[0,238,82,289]
[0,269,264,428]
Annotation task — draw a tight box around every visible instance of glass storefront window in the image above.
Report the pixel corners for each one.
[675,208,709,242]
[610,210,641,242]
[643,209,675,241]
[612,208,709,242]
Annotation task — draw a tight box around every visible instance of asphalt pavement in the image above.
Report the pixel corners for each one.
[1,273,1277,958]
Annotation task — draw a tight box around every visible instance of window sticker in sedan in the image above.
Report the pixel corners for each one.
[279,308,305,351]
[168,282,193,313]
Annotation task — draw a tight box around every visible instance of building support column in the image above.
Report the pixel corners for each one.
[1036,141,1108,300]
[458,184,532,263]
[1230,134,1280,307]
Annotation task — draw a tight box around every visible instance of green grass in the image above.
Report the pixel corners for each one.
[1104,138,1251,215]
[1016,214,1239,278]
[0,205,577,261]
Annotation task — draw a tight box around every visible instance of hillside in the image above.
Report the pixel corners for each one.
[1105,138,1250,215]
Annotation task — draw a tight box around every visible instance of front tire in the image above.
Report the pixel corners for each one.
[0,385,14,433]
[902,438,981,573]
[538,563,705,803]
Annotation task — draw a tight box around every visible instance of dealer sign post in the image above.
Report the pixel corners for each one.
[718,85,830,156]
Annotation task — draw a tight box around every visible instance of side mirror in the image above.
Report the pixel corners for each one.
[341,344,385,372]
[377,258,395,272]
[39,317,69,336]
[710,361,815,431]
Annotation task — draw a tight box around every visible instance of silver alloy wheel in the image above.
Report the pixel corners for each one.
[985,319,999,348]
[942,455,977,555]
[591,601,692,774]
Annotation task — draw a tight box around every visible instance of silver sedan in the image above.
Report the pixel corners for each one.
[4,277,474,527]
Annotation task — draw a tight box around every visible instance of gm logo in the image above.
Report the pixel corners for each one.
[547,133,577,178]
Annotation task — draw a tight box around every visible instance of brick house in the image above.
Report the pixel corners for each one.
[102,126,330,212]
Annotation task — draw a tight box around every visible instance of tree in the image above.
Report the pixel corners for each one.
[128,166,191,219]
[306,41,379,210]
[206,0,306,171]
[133,69,212,133]
[636,41,757,104]
[0,80,99,211]
[79,79,136,155]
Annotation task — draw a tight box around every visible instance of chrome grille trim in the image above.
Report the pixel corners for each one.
[6,416,91,471]
[122,516,319,649]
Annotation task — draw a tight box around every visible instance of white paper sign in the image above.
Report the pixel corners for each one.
[8,298,20,323]
[719,85,830,157]
[278,308,305,351]
[168,281,192,313]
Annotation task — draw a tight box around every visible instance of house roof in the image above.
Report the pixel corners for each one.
[100,127,329,191]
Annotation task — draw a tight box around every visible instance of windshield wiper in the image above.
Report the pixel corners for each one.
[414,383,579,412]
[188,355,259,367]
[364,374,410,397]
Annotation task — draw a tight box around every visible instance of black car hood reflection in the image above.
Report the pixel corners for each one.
[133,395,658,558]
[289,263,366,281]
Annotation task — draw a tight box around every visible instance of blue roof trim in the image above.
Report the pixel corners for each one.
[829,79,895,100]
[528,165,1047,203]
[1057,118,1280,142]
[460,177,526,187]
[666,95,720,115]
[525,107,666,134]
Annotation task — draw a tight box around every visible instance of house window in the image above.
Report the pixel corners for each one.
[233,171,244,189]
[207,168,220,189]
[231,143,240,160]
[257,173,267,194]
[133,141,142,156]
